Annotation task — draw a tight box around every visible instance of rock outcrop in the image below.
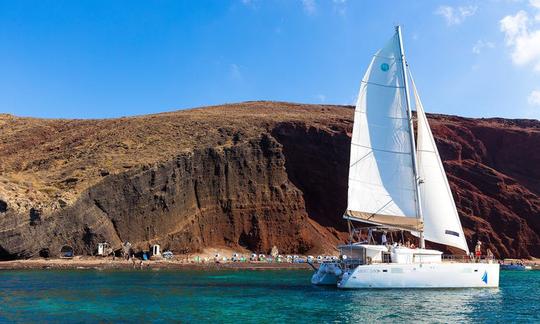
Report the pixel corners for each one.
[0,102,538,259]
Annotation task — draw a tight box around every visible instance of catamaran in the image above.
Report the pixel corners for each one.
[311,26,499,288]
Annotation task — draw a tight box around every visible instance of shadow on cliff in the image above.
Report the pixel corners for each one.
[271,122,351,232]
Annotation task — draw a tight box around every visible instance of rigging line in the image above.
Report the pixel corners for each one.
[367,199,394,220]
[372,53,404,61]
[351,142,411,155]
[349,150,372,168]
[354,110,409,121]
[347,177,416,191]
[360,80,405,89]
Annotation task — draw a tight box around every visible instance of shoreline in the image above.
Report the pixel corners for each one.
[0,257,313,271]
[1,257,538,271]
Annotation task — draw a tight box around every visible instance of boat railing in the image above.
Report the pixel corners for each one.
[338,258,366,270]
[442,254,496,263]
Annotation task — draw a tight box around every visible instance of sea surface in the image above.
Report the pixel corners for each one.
[0,269,538,323]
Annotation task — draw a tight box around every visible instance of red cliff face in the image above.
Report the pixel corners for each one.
[427,115,540,258]
[0,102,538,259]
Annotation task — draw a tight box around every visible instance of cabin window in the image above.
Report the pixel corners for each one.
[382,252,392,263]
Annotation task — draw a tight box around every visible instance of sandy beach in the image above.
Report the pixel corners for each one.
[0,257,313,271]
[1,256,538,271]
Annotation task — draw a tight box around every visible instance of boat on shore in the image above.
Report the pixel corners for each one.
[311,26,499,288]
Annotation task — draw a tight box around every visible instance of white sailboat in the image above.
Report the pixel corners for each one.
[311,26,499,288]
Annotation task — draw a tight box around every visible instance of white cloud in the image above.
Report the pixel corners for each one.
[500,10,540,71]
[230,64,242,80]
[301,0,317,16]
[500,10,529,42]
[435,5,478,25]
[472,40,495,54]
[528,89,540,105]
[332,0,347,16]
[316,94,326,103]
[240,0,259,8]
[530,0,540,9]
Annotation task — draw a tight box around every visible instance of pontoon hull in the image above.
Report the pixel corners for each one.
[338,262,499,288]
[311,263,341,286]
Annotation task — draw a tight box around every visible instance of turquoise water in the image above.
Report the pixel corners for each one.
[0,269,538,323]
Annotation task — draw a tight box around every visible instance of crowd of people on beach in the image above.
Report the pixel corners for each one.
[112,242,336,267]
[54,239,536,271]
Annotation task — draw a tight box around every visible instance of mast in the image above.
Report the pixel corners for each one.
[396,25,425,248]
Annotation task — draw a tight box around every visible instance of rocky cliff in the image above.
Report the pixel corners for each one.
[0,102,538,259]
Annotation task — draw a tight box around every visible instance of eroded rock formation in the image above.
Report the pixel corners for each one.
[0,102,538,259]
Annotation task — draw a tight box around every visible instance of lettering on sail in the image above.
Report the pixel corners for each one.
[445,230,460,237]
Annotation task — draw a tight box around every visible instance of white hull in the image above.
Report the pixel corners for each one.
[311,263,341,285]
[338,262,499,289]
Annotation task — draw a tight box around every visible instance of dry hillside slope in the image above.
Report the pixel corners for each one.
[0,102,538,259]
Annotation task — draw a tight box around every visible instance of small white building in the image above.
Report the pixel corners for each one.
[97,242,112,256]
[152,244,161,256]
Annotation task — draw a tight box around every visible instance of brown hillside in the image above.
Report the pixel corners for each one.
[0,101,538,259]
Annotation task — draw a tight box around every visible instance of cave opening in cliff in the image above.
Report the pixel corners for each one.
[60,246,74,259]
[0,246,17,261]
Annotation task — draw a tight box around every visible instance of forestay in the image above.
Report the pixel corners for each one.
[411,76,469,253]
[345,32,422,232]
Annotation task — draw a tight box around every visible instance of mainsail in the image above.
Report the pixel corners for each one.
[411,76,470,253]
[345,31,422,232]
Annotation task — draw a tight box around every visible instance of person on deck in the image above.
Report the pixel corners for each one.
[486,248,494,261]
[475,241,482,262]
[381,231,387,246]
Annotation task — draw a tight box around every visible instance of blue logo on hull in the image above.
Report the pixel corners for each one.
[482,271,488,284]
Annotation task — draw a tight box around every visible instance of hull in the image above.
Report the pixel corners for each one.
[338,262,499,289]
[311,263,341,286]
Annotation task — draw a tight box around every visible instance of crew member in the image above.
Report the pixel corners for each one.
[475,241,482,262]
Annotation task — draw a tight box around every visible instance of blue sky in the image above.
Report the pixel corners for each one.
[1,0,539,119]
